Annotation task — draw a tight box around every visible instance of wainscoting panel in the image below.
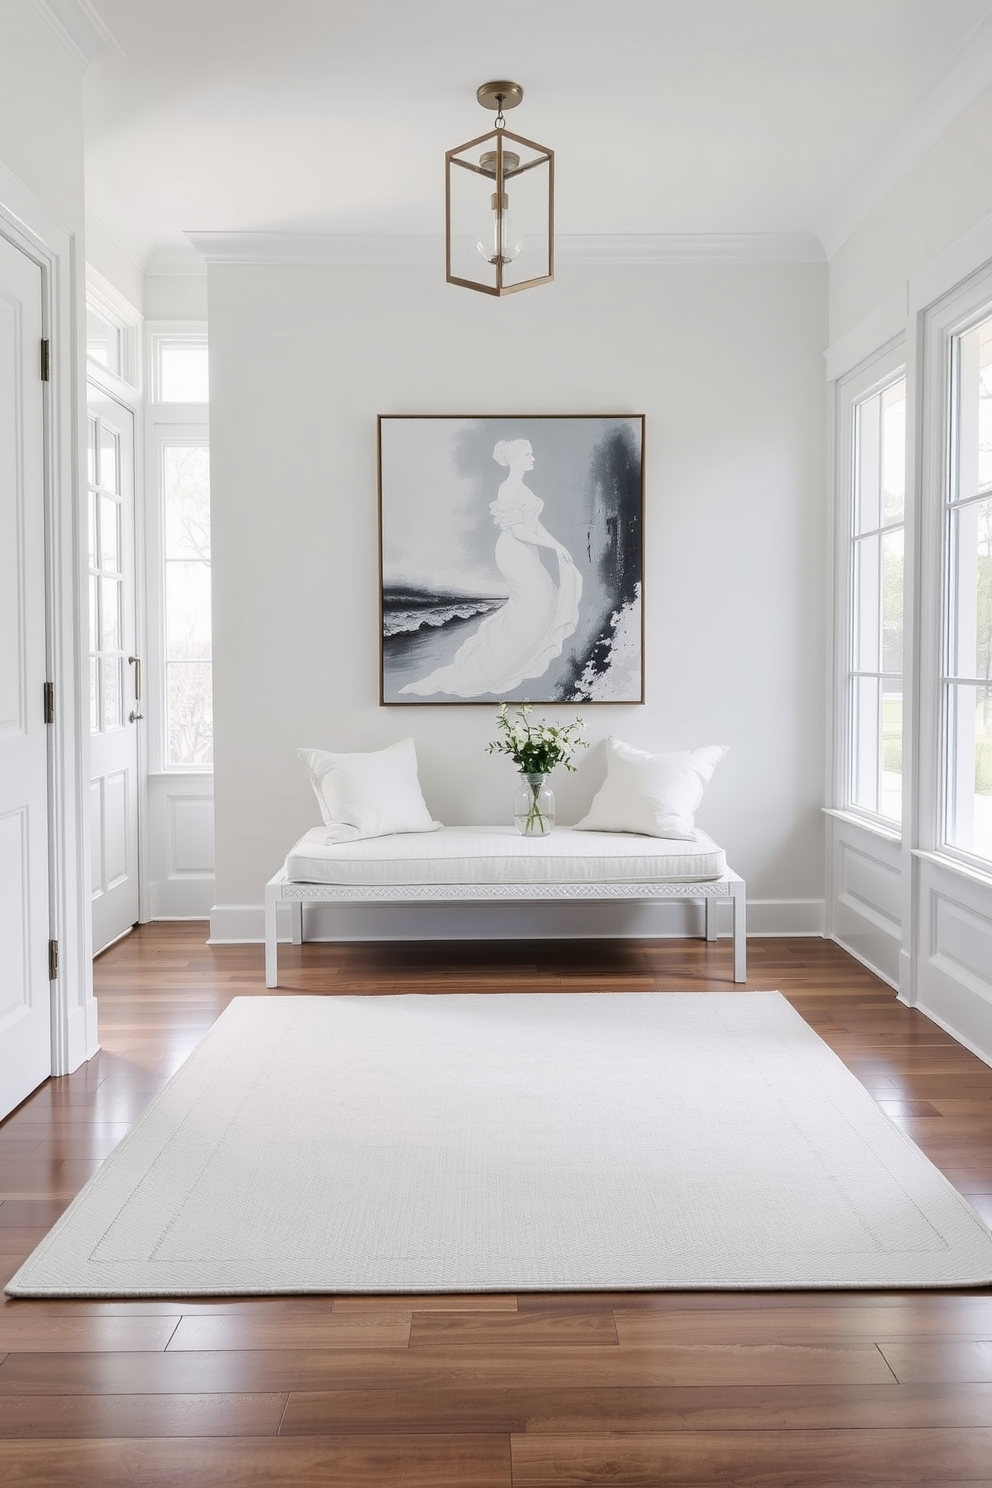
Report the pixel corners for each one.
[147,772,214,919]
[827,814,902,989]
[916,854,992,1068]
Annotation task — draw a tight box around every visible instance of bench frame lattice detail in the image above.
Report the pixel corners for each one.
[263,870,747,986]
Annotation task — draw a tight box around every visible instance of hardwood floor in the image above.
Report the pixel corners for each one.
[1,925,991,1485]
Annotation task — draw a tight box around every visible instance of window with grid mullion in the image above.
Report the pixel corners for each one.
[939,312,992,862]
[847,375,906,823]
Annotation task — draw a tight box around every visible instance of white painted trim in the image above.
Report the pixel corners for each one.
[824,289,909,383]
[85,265,142,391]
[916,262,992,878]
[144,245,207,277]
[911,996,992,1072]
[909,206,992,316]
[209,897,824,945]
[822,807,902,845]
[829,934,899,993]
[0,164,97,1075]
[147,770,214,920]
[185,230,826,269]
[31,0,124,70]
[912,847,992,893]
[555,234,826,265]
[819,8,992,257]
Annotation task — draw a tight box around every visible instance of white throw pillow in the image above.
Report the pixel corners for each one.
[574,738,727,839]
[298,738,441,844]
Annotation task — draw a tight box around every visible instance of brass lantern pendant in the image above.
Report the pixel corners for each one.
[445,82,554,296]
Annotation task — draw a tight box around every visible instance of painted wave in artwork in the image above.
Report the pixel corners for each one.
[382,586,507,639]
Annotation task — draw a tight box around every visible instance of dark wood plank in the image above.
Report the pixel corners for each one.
[0,1340,898,1392]
[0,1433,512,1487]
[166,1312,413,1350]
[279,1380,992,1435]
[408,1310,619,1348]
[0,1390,287,1438]
[509,1428,992,1485]
[0,1314,180,1352]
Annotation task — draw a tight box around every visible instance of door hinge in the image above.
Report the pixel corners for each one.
[40,338,51,382]
[43,681,55,724]
[49,939,59,981]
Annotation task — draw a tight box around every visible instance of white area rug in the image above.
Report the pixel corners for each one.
[8,992,992,1296]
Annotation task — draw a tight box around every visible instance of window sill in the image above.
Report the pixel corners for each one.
[822,807,902,845]
[911,848,992,891]
[148,768,214,781]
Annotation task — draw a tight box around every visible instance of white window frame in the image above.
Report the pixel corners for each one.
[144,324,211,775]
[150,322,209,404]
[831,338,907,835]
[86,266,142,390]
[919,262,992,875]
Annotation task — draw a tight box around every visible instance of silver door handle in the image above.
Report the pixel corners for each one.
[128,655,141,701]
[129,711,144,723]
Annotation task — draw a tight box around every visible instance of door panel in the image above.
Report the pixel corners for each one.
[88,389,139,953]
[0,233,52,1120]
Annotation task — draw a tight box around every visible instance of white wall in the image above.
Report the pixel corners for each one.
[144,274,208,322]
[829,80,992,345]
[0,4,84,231]
[207,259,828,942]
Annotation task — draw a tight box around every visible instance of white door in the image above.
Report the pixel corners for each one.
[0,234,52,1120]
[88,387,140,952]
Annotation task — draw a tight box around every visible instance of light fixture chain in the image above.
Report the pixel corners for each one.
[495,94,506,129]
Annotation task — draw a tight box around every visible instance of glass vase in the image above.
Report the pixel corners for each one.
[514,772,555,836]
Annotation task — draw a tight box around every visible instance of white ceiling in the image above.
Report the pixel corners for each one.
[42,0,992,270]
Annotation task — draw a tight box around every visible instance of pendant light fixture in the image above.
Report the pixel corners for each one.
[445,82,554,296]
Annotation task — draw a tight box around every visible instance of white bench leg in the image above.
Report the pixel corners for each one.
[731,880,747,983]
[264,879,280,988]
[704,897,717,942]
[291,900,303,946]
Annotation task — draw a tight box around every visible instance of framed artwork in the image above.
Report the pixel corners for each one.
[378,415,644,705]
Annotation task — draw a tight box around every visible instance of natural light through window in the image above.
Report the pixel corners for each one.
[157,339,209,403]
[943,314,992,864]
[164,444,212,765]
[85,305,122,378]
[850,377,905,824]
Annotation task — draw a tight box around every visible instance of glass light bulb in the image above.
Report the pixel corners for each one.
[477,191,524,266]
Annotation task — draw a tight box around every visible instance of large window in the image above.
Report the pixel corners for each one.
[846,371,906,824]
[146,329,212,769]
[163,441,212,765]
[943,311,992,864]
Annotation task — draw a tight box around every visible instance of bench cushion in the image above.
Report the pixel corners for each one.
[283,825,727,886]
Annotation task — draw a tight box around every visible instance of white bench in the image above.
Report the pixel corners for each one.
[264,825,746,987]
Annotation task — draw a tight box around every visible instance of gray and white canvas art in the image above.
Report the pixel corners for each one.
[378,415,644,705]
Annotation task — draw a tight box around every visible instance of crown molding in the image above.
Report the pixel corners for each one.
[32,0,123,70]
[145,245,208,277]
[557,233,825,264]
[819,6,992,259]
[185,230,826,268]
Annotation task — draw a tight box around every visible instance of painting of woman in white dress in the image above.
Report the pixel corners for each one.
[399,439,582,698]
[379,415,643,705]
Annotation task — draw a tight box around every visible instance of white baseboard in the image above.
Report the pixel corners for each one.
[829,933,899,992]
[745,899,825,936]
[209,897,825,945]
[58,1000,100,1076]
[149,875,215,920]
[913,982,992,1071]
